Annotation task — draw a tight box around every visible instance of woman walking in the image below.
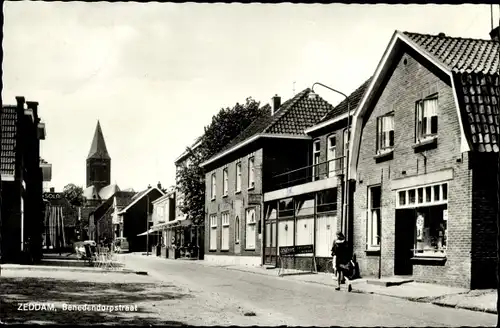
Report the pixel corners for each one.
[331,231,352,292]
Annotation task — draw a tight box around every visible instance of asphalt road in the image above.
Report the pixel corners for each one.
[120,254,496,327]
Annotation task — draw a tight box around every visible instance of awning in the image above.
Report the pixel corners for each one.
[137,229,155,236]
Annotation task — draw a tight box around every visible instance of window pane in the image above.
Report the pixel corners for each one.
[314,141,320,151]
[408,190,416,204]
[425,186,432,203]
[431,116,438,134]
[399,191,406,206]
[434,185,440,201]
[442,184,448,200]
[370,186,381,209]
[389,130,395,147]
[418,188,424,203]
[414,205,447,256]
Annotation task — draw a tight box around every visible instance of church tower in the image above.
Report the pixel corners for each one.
[86,121,111,192]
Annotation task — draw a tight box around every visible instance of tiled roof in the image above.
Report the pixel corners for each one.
[404,32,499,152]
[319,78,372,124]
[1,106,18,177]
[115,191,136,209]
[211,89,334,161]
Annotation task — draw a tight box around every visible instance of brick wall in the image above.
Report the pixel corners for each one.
[470,152,498,289]
[354,49,473,288]
[205,148,264,258]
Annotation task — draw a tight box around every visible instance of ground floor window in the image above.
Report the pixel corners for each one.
[221,212,230,250]
[367,185,381,250]
[209,214,217,251]
[414,204,447,257]
[235,216,240,244]
[245,208,256,250]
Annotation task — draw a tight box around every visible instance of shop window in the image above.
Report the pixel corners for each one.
[367,186,381,249]
[317,188,337,213]
[414,205,447,257]
[245,208,256,250]
[209,214,217,251]
[278,198,294,218]
[221,212,229,250]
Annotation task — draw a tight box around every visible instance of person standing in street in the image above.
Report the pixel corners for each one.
[331,231,352,292]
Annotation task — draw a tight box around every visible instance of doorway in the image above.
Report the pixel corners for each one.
[264,220,277,265]
[394,209,415,275]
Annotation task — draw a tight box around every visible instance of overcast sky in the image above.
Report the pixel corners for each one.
[3,3,499,192]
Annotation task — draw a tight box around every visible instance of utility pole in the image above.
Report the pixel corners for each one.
[146,193,150,256]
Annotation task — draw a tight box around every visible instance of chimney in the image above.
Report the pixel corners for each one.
[26,101,39,117]
[271,94,281,115]
[157,181,162,190]
[15,96,25,109]
[489,26,499,41]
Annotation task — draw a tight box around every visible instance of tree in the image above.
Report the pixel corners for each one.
[62,183,85,207]
[176,97,270,225]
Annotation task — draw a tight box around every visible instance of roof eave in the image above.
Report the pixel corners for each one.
[305,112,351,134]
[116,187,165,215]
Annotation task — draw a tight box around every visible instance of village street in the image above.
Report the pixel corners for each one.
[118,254,496,327]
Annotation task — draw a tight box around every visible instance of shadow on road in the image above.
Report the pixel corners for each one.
[0,277,189,325]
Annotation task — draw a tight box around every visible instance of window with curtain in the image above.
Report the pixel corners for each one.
[211,173,216,200]
[221,212,230,250]
[343,129,349,172]
[416,97,438,142]
[327,135,337,176]
[367,186,381,249]
[245,208,256,249]
[376,113,394,153]
[312,140,321,180]
[235,162,242,192]
[209,214,217,250]
[222,168,228,196]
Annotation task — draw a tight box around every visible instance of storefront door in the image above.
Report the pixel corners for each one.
[394,209,415,276]
[264,220,277,265]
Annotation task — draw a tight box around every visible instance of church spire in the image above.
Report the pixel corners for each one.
[87,120,110,160]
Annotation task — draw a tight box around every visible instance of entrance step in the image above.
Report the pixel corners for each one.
[366,276,414,287]
[262,265,277,270]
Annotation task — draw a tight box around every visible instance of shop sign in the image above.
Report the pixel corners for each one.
[279,244,314,256]
[43,192,62,200]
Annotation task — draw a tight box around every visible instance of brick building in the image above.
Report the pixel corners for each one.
[348,28,499,289]
[1,97,47,263]
[261,80,371,271]
[200,90,335,266]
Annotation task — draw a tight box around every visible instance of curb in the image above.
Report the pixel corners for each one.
[431,301,497,315]
[0,265,148,276]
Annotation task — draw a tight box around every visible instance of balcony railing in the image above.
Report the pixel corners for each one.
[270,156,346,191]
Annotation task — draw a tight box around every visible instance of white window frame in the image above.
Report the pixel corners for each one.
[343,129,349,172]
[245,208,256,250]
[222,168,228,197]
[209,214,218,251]
[396,182,448,209]
[235,216,240,244]
[248,157,255,189]
[376,113,395,153]
[367,185,381,251]
[416,96,438,143]
[235,162,242,193]
[211,172,216,200]
[327,135,336,177]
[312,139,321,180]
[221,212,230,250]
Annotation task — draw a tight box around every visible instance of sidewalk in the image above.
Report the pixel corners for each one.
[124,253,497,315]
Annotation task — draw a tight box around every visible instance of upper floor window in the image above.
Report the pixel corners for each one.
[416,97,438,142]
[222,168,228,196]
[327,135,337,176]
[343,129,350,170]
[248,157,255,189]
[211,173,216,200]
[235,162,242,193]
[312,140,321,180]
[376,113,395,153]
